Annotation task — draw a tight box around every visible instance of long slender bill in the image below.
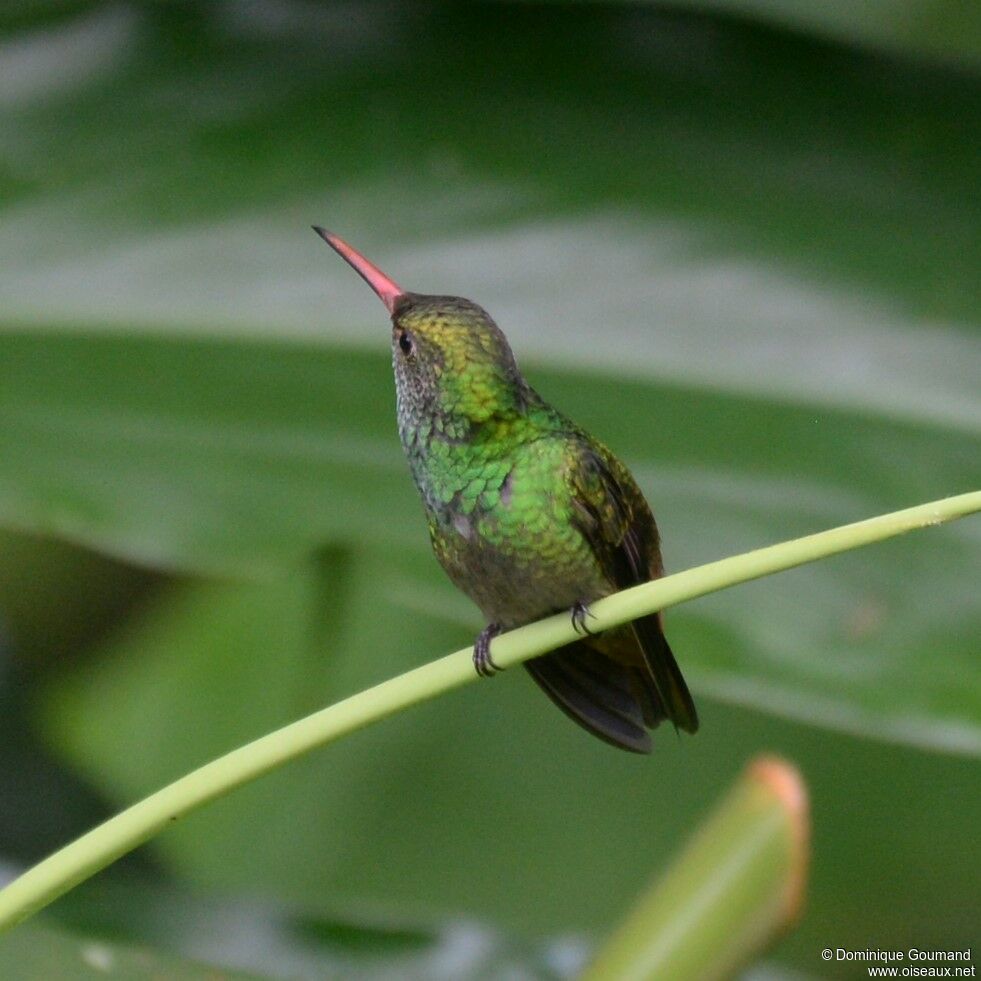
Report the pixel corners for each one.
[312,226,404,313]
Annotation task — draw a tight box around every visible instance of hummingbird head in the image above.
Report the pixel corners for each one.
[314,228,529,436]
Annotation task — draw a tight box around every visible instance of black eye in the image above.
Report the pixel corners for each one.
[398,330,414,356]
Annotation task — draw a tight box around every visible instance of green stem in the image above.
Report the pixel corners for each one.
[0,491,976,931]
[580,755,809,981]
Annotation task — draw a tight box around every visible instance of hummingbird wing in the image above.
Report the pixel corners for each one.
[568,445,699,735]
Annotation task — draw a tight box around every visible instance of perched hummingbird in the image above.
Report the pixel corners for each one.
[314,227,698,753]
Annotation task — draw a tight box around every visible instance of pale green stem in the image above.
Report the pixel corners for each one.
[580,755,809,981]
[0,491,976,932]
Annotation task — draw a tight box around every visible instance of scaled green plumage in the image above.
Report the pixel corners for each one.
[316,228,698,753]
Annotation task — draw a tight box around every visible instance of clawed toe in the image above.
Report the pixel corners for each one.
[473,623,503,677]
[571,600,597,636]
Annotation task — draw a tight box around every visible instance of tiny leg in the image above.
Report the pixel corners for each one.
[571,600,597,636]
[473,623,503,678]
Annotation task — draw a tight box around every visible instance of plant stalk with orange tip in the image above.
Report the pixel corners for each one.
[582,756,809,981]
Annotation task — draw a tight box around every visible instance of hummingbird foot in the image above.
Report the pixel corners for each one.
[473,623,503,678]
[571,600,598,637]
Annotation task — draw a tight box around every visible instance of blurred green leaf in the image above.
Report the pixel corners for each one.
[1,4,979,355]
[0,530,163,867]
[634,0,981,67]
[2,0,980,66]
[24,874,569,980]
[0,919,261,980]
[0,528,159,665]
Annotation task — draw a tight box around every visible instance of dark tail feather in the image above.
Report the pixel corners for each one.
[629,671,666,729]
[631,614,699,734]
[524,642,652,754]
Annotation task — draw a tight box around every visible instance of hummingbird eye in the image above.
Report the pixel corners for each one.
[397,329,414,356]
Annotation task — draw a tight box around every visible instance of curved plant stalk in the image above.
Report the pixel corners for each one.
[0,491,977,932]
[581,755,809,981]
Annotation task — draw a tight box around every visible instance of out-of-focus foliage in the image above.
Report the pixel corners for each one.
[0,920,260,980]
[4,875,570,980]
[0,2,978,979]
[636,0,981,66]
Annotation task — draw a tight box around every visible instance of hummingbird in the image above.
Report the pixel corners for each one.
[314,227,698,753]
